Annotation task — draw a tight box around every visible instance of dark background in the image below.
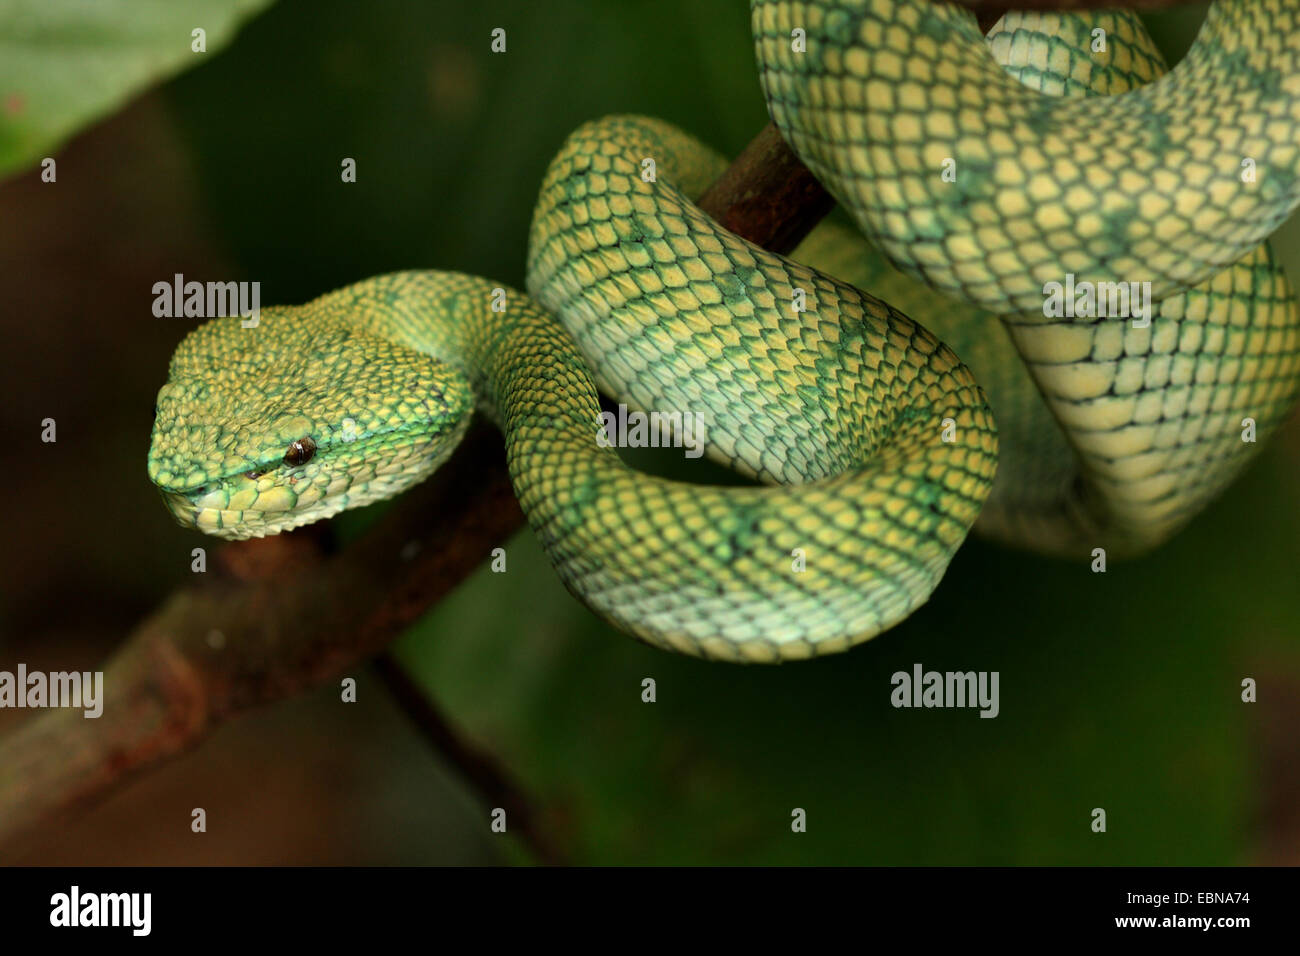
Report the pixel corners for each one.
[0,0,1296,864]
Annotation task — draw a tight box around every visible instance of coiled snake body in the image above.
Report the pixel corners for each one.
[149,1,1300,661]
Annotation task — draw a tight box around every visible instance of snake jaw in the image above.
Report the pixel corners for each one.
[153,415,472,540]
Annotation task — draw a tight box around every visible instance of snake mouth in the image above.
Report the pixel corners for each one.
[154,420,470,539]
[158,471,399,539]
[158,486,353,540]
[157,474,340,539]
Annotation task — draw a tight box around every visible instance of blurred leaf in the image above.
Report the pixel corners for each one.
[0,0,272,179]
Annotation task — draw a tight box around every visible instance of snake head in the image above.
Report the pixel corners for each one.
[147,307,473,540]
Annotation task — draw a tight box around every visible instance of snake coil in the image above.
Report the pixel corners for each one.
[149,1,1300,661]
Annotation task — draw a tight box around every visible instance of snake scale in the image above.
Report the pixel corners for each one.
[148,0,1300,662]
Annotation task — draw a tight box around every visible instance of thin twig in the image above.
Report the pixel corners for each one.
[372,654,568,865]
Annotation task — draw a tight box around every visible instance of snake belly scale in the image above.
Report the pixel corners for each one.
[148,1,1300,662]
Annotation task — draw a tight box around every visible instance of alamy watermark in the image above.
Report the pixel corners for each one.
[50,886,150,936]
[597,404,708,459]
[153,273,261,328]
[1043,274,1151,328]
[0,664,103,718]
[890,663,999,718]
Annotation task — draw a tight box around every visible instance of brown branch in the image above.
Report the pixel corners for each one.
[696,124,833,256]
[0,426,528,856]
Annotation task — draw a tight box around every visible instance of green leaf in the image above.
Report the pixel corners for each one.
[0,0,272,179]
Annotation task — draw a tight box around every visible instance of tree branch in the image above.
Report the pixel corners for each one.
[0,426,527,855]
[695,124,833,255]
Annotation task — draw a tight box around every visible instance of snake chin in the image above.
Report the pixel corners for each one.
[154,422,470,540]
[159,491,353,541]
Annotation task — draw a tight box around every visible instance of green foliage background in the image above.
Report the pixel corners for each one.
[0,0,271,176]
[4,0,1297,864]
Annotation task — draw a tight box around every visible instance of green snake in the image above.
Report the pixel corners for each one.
[148,1,1300,662]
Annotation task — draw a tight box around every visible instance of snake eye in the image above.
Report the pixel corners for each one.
[283,436,317,467]
[244,470,264,480]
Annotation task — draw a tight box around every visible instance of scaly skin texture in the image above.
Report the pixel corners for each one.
[151,2,1300,660]
[754,0,1300,312]
[151,264,994,662]
[782,8,1300,556]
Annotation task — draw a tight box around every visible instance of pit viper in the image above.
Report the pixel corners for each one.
[148,0,1300,662]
